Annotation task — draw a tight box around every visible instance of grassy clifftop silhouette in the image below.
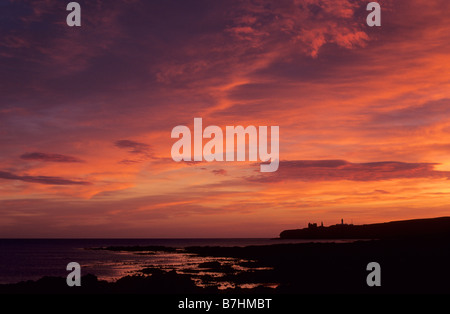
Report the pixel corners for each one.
[280,216,450,239]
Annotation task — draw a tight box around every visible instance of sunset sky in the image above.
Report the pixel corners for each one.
[1,0,450,237]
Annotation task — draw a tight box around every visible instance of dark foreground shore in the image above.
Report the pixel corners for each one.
[1,236,449,294]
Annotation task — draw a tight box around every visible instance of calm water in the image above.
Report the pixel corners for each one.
[0,238,348,287]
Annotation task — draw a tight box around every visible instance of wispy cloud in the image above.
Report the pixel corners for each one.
[114,140,151,154]
[114,139,153,164]
[20,152,84,163]
[248,160,450,182]
[212,169,227,176]
[0,171,91,185]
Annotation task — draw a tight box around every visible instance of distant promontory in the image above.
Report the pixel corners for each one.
[279,216,450,239]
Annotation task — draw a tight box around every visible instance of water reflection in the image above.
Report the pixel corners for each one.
[82,249,277,290]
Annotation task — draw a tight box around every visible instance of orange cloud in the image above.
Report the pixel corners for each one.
[1,0,450,236]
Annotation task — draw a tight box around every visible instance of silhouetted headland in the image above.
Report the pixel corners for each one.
[280,216,450,239]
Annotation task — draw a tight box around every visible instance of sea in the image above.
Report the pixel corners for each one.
[0,238,349,288]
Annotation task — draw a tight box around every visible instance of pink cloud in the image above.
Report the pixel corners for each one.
[247,160,450,182]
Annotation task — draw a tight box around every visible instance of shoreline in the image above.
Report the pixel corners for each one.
[1,236,450,294]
